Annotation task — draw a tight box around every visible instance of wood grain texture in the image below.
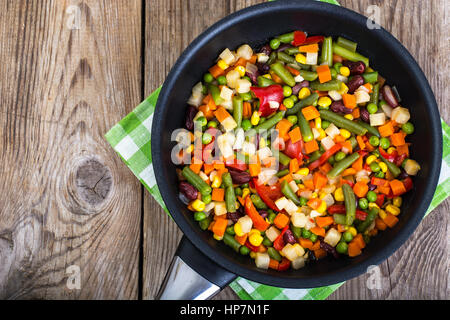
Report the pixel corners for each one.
[0,0,142,299]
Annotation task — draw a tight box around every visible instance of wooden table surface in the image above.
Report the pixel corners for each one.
[0,0,448,300]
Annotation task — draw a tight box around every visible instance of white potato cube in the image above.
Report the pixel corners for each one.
[369,113,386,127]
[328,90,342,101]
[255,252,270,269]
[275,197,289,211]
[221,116,237,132]
[288,180,299,193]
[214,201,227,216]
[321,136,336,150]
[325,123,341,138]
[324,228,341,247]
[306,52,318,65]
[355,90,371,104]
[291,256,306,269]
[266,226,281,242]
[236,44,253,60]
[257,53,269,63]
[294,74,305,82]
[284,200,299,215]
[236,79,252,94]
[291,212,307,228]
[237,215,253,234]
[391,107,410,124]
[219,48,236,65]
[226,70,241,88]
[220,86,234,101]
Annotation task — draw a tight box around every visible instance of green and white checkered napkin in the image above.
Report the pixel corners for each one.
[105,0,450,300]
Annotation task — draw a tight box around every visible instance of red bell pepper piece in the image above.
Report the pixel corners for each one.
[225,157,247,171]
[254,179,283,212]
[244,196,270,231]
[302,35,325,45]
[308,143,342,171]
[284,139,305,162]
[376,194,385,207]
[292,31,307,46]
[250,85,284,117]
[342,179,354,188]
[244,241,259,252]
[379,146,397,162]
[394,153,407,167]
[277,257,291,271]
[327,204,346,214]
[356,210,367,221]
[273,225,289,251]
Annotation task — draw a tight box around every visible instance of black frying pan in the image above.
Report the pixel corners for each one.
[152,0,442,299]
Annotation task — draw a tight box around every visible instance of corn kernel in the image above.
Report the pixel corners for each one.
[234,222,244,237]
[379,162,388,173]
[250,251,256,259]
[317,128,326,140]
[295,53,307,64]
[311,192,318,199]
[318,96,332,108]
[211,176,222,188]
[249,229,260,237]
[344,114,354,120]
[315,117,322,129]
[393,196,402,207]
[339,66,350,77]
[340,129,351,139]
[191,199,205,212]
[213,234,223,241]
[235,66,246,77]
[378,209,387,220]
[263,74,272,79]
[217,59,229,70]
[297,168,309,176]
[348,227,357,237]
[251,110,260,126]
[334,187,344,202]
[386,204,401,216]
[366,155,378,165]
[297,184,305,190]
[338,82,349,95]
[242,188,250,200]
[387,147,396,154]
[235,201,240,209]
[259,137,266,149]
[316,200,327,214]
[249,233,264,246]
[185,144,194,154]
[368,202,380,210]
[298,87,311,100]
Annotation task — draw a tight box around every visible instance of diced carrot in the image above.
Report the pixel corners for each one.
[391,132,406,146]
[298,43,319,53]
[304,139,319,154]
[209,64,224,78]
[341,140,353,153]
[278,173,293,184]
[202,94,212,105]
[274,213,290,229]
[352,234,366,249]
[352,107,360,119]
[362,83,373,93]
[371,177,388,186]
[375,217,387,230]
[199,104,214,120]
[211,188,225,202]
[348,242,362,257]
[203,163,215,175]
[262,156,276,168]
[310,226,326,237]
[353,181,369,198]
[313,172,328,189]
[316,65,332,83]
[311,241,321,251]
[378,121,394,137]
[383,213,399,228]
[248,54,257,64]
[320,162,332,174]
[314,248,327,259]
[334,134,346,143]
[356,136,366,150]
[249,162,261,177]
[389,179,407,196]
[289,158,300,173]
[301,106,320,121]
[377,185,391,195]
[235,233,248,246]
[368,228,378,236]
[286,65,300,76]
[299,238,313,250]
[337,224,347,233]
[213,106,232,123]
[189,162,203,174]
[212,218,228,237]
[307,197,322,210]
[342,93,356,109]
[365,141,375,151]
[213,161,226,171]
[243,101,252,119]
[342,168,356,177]
[315,216,334,228]
[270,71,284,84]
[279,103,287,111]
[333,54,343,63]
[269,259,280,270]
[303,179,315,190]
[276,119,293,141]
[288,127,302,144]
[352,154,363,171]
[258,245,267,253]
[234,57,247,67]
[396,144,410,157]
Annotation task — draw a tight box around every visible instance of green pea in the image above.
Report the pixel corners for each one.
[402,122,415,135]
[335,151,346,162]
[226,225,235,235]
[370,161,381,172]
[380,137,390,149]
[369,136,380,147]
[379,100,388,108]
[202,194,212,205]
[290,95,298,103]
[202,132,212,144]
[194,211,206,221]
[283,97,295,109]
[268,212,277,224]
[217,75,227,85]
[241,183,249,188]
[367,190,377,203]
[367,103,378,114]
[242,76,252,82]
[302,229,312,239]
[321,120,331,130]
[234,187,242,196]
[287,115,298,125]
[196,116,207,128]
[262,236,273,247]
[270,38,281,50]
[342,231,353,242]
[201,85,208,95]
[359,198,369,210]
[309,233,318,243]
[242,119,252,131]
[299,197,308,206]
[203,73,214,83]
[336,241,348,254]
[207,120,218,128]
[240,92,253,101]
[283,85,293,97]
[333,62,343,73]
[330,68,338,79]
[239,245,250,255]
[374,171,385,178]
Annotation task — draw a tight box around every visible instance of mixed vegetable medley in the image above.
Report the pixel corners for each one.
[176,30,421,271]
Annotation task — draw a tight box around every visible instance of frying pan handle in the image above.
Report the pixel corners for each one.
[156,235,237,300]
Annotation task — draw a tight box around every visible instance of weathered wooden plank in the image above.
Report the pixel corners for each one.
[0,0,142,299]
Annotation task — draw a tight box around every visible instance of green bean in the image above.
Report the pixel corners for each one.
[222,172,233,188]
[321,36,333,66]
[342,184,356,226]
[310,79,342,91]
[349,136,358,150]
[379,154,401,178]
[257,76,276,87]
[277,152,292,167]
[277,32,294,44]
[281,180,301,205]
[291,225,302,239]
[332,43,369,67]
[333,213,347,225]
[208,84,223,105]
[357,120,380,137]
[223,233,242,253]
[267,247,282,262]
[232,96,243,128]
[299,70,318,81]
[267,51,277,65]
[251,194,268,209]
[306,150,323,165]
[297,110,314,142]
[357,208,379,233]
[276,169,290,178]
[253,111,284,131]
[363,72,379,84]
[319,110,368,136]
[270,62,296,87]
[336,36,357,52]
[286,92,319,115]
[370,83,380,105]
[199,216,212,230]
[262,236,273,247]
[182,166,212,195]
[277,51,296,64]
[327,153,360,178]
[225,186,236,213]
[285,47,299,55]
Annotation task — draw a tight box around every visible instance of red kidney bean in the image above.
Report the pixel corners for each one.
[246,70,260,85]
[343,60,366,75]
[292,81,310,95]
[368,183,377,191]
[382,85,399,108]
[331,101,353,114]
[347,75,364,93]
[227,207,244,223]
[258,210,269,219]
[276,43,292,52]
[283,229,296,244]
[228,169,252,185]
[256,62,270,74]
[259,44,272,56]
[185,106,197,131]
[179,181,198,201]
[360,107,370,123]
[320,240,339,258]
[398,170,409,180]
